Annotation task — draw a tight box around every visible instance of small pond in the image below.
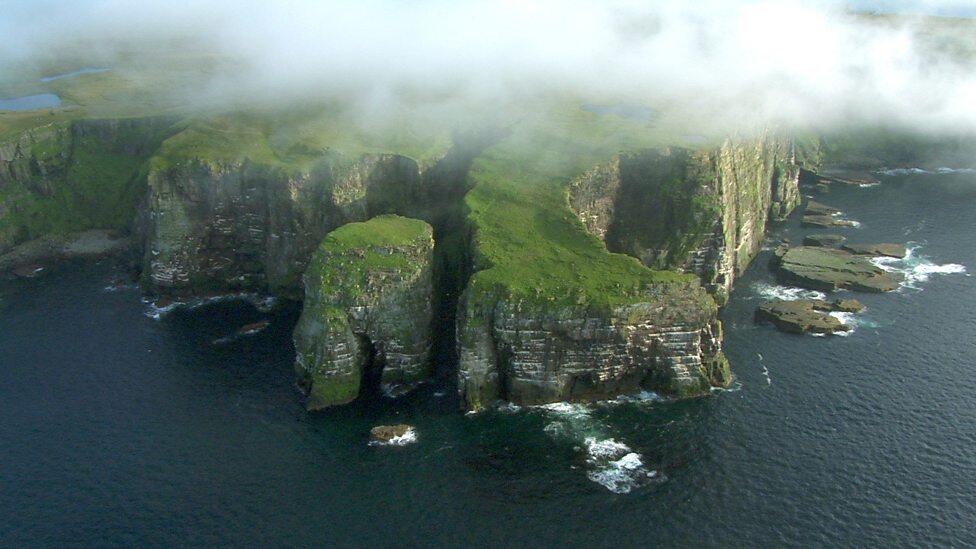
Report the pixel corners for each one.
[0,93,62,111]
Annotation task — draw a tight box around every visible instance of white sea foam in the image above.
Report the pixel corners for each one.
[143,292,278,319]
[878,167,976,176]
[583,437,658,494]
[827,311,857,336]
[541,402,657,494]
[753,282,826,301]
[877,167,931,176]
[611,390,664,404]
[368,428,418,447]
[870,246,967,290]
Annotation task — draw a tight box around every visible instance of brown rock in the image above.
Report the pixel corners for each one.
[369,424,414,443]
[237,320,270,335]
[802,215,856,229]
[12,264,45,278]
[805,200,841,216]
[841,243,907,259]
[803,234,847,247]
[833,299,865,313]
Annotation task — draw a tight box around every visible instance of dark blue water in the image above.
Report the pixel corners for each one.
[0,93,61,111]
[1,173,974,546]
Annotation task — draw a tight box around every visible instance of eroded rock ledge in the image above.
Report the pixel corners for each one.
[457,282,729,411]
[293,215,434,409]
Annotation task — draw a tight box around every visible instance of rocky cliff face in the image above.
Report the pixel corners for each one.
[142,153,424,297]
[293,215,435,409]
[457,280,729,411]
[569,132,818,303]
[0,117,177,254]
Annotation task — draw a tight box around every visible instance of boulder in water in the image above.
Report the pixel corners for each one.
[841,243,907,259]
[802,215,857,229]
[803,234,847,248]
[369,424,416,444]
[12,264,45,278]
[777,246,901,292]
[805,200,841,217]
[237,320,270,336]
[755,299,858,335]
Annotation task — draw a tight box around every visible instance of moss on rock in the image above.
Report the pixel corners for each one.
[293,215,435,410]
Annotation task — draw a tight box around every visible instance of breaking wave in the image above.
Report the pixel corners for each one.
[870,246,967,290]
[877,167,976,176]
[541,402,660,494]
[368,428,418,447]
[752,282,826,301]
[143,293,278,319]
[828,311,858,336]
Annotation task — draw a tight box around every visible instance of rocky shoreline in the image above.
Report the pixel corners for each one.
[0,229,134,278]
[3,109,972,412]
[756,196,913,335]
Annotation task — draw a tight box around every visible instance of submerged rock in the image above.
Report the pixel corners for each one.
[11,264,45,278]
[777,246,901,292]
[801,215,857,229]
[803,234,847,247]
[293,215,434,410]
[841,243,907,259]
[755,299,861,335]
[805,200,841,217]
[818,172,881,187]
[237,320,270,336]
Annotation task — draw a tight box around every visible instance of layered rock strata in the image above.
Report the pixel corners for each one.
[569,132,819,303]
[457,281,729,411]
[293,215,434,410]
[143,153,426,297]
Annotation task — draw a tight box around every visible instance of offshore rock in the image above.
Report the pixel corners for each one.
[803,233,847,247]
[841,243,907,259]
[801,215,857,229]
[368,424,417,446]
[755,299,861,335]
[777,246,901,292]
[805,200,841,216]
[457,281,729,412]
[293,215,434,410]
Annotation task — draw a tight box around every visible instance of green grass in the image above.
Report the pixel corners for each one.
[324,214,432,249]
[462,99,701,312]
[305,215,433,305]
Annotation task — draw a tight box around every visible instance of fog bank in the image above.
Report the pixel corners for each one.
[2,0,975,133]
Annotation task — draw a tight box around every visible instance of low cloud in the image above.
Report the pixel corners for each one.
[2,0,975,134]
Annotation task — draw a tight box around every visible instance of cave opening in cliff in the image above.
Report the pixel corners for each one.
[356,334,384,399]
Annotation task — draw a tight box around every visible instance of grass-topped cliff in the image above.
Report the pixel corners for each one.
[294,215,434,409]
